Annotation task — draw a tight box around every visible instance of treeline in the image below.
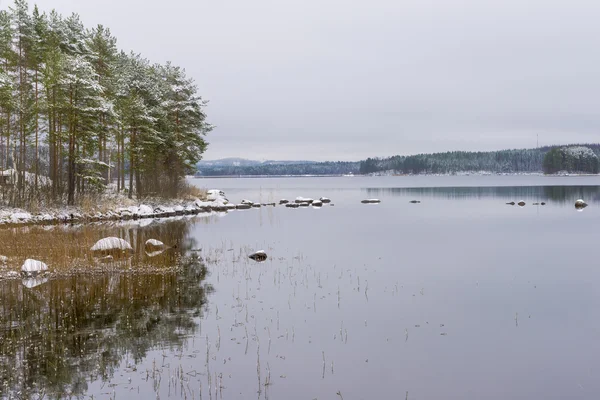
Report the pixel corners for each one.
[542,146,599,174]
[359,144,600,175]
[0,1,212,206]
[198,161,360,176]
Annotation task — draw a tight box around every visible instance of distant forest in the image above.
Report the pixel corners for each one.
[197,161,360,176]
[359,144,600,175]
[197,144,600,176]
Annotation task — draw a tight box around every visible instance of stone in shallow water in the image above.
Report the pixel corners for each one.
[518,200,526,206]
[91,237,133,252]
[145,239,165,249]
[249,250,267,262]
[361,199,381,204]
[21,259,48,276]
[575,199,588,208]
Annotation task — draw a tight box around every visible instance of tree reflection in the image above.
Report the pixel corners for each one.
[0,220,213,399]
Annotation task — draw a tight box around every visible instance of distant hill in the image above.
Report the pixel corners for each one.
[196,160,359,176]
[359,144,600,175]
[197,158,317,168]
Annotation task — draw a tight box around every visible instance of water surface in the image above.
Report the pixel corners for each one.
[1,176,600,399]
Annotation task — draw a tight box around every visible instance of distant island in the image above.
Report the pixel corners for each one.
[197,144,600,177]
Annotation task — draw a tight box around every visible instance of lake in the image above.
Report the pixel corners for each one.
[2,175,600,400]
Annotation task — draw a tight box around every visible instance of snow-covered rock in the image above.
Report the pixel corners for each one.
[241,199,254,205]
[207,189,227,202]
[145,239,165,249]
[21,259,48,276]
[91,237,133,252]
[575,199,588,208]
[320,197,331,203]
[11,212,32,223]
[361,199,381,204]
[249,250,267,262]
[312,200,323,207]
[138,204,153,215]
[295,197,314,204]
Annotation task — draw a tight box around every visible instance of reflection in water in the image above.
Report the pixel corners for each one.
[365,185,600,203]
[0,255,212,399]
[0,217,214,399]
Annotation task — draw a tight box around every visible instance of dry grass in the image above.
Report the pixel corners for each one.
[180,183,207,201]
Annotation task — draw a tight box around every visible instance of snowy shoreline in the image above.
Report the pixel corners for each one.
[0,190,268,227]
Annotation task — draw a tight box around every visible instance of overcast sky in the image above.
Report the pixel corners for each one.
[14,0,600,161]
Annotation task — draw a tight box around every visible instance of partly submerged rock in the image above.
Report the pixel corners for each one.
[91,237,133,252]
[575,199,588,208]
[145,239,165,250]
[506,202,515,205]
[409,200,421,204]
[285,203,300,208]
[320,197,331,203]
[361,199,381,204]
[236,203,252,210]
[541,202,546,205]
[241,199,255,205]
[252,203,262,208]
[279,199,289,204]
[518,201,526,206]
[299,202,310,207]
[312,200,323,207]
[249,250,267,262]
[21,259,48,276]
[295,197,314,204]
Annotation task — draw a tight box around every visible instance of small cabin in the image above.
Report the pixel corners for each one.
[0,169,16,186]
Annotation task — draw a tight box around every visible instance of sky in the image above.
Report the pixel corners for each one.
[12,0,600,161]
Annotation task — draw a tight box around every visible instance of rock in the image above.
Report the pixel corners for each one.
[295,197,314,204]
[249,250,267,262]
[506,202,515,205]
[279,199,289,204]
[145,239,165,249]
[409,200,421,204]
[320,197,331,203]
[532,202,540,205]
[0,255,7,265]
[285,203,300,208]
[91,237,133,252]
[299,202,310,207]
[174,205,185,215]
[21,259,48,277]
[518,201,526,206]
[241,199,254,205]
[361,199,381,204]
[312,200,323,207]
[575,199,588,208]
[252,203,262,208]
[138,204,153,215]
[541,202,546,205]
[207,189,227,202]
[236,204,252,210]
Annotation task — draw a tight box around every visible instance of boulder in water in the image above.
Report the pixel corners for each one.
[91,237,133,252]
[320,197,331,203]
[575,199,588,208]
[409,200,421,204]
[506,202,515,205]
[21,259,48,277]
[236,204,252,210]
[249,250,267,262]
[279,199,289,204]
[361,199,381,204]
[312,200,323,207]
[518,201,526,206]
[295,197,314,204]
[286,203,300,208]
[145,239,165,250]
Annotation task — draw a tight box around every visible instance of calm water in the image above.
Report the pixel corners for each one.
[2,176,600,399]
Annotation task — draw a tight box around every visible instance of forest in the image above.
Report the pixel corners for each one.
[359,144,600,175]
[0,0,212,207]
[542,146,599,174]
[197,161,360,176]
